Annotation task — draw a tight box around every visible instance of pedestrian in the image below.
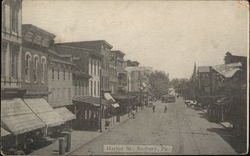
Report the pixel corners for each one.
[164,105,167,113]
[152,105,155,112]
[132,109,136,119]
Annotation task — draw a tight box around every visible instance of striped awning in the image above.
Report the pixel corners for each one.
[55,107,76,122]
[23,98,64,127]
[1,98,45,135]
[1,127,11,137]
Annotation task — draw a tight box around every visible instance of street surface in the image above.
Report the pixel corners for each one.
[70,97,237,155]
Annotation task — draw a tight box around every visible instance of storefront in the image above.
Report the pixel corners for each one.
[1,98,46,154]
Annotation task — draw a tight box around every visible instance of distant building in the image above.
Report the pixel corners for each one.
[125,66,153,92]
[224,52,247,69]
[197,66,212,96]
[125,60,140,67]
[109,50,127,94]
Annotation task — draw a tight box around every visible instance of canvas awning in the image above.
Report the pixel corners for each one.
[111,103,120,108]
[1,98,45,135]
[55,107,76,122]
[1,127,11,137]
[23,98,64,127]
[104,93,116,102]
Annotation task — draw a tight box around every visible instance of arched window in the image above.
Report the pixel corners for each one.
[41,57,46,83]
[33,55,39,83]
[25,52,32,82]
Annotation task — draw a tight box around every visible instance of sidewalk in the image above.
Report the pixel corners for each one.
[29,112,136,155]
[30,130,101,155]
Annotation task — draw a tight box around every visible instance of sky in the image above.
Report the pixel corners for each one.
[22,0,249,79]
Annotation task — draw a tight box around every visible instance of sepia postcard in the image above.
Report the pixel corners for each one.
[1,0,249,155]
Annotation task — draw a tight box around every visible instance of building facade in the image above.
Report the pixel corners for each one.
[21,24,55,97]
[126,66,153,92]
[55,40,113,93]
[47,50,75,108]
[1,0,22,90]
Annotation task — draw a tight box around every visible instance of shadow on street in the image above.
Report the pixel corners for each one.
[207,128,247,154]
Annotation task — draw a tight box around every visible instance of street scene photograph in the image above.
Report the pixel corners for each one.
[1,0,249,155]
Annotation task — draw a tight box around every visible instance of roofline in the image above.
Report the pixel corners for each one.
[22,24,56,38]
[55,40,113,49]
[54,44,95,53]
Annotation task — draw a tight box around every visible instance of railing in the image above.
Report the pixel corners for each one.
[1,76,22,88]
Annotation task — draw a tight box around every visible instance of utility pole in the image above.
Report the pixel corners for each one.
[99,69,102,132]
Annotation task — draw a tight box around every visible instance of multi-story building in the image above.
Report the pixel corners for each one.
[47,49,75,108]
[110,50,127,94]
[54,44,102,98]
[21,24,54,97]
[1,0,23,91]
[55,40,113,93]
[126,66,153,92]
[197,66,212,96]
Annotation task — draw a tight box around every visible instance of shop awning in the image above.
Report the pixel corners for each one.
[73,96,113,107]
[1,98,45,135]
[1,127,11,137]
[55,107,76,122]
[111,103,120,108]
[112,94,137,101]
[23,98,64,127]
[104,93,116,102]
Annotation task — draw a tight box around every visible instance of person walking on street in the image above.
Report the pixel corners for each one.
[152,104,155,112]
[132,109,136,119]
[164,105,167,113]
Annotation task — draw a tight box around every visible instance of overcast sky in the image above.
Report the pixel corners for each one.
[22,0,249,79]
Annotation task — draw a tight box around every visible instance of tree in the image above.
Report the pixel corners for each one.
[149,70,170,98]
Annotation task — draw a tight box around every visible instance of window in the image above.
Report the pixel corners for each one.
[1,43,7,78]
[68,68,71,80]
[97,81,100,96]
[2,1,6,31]
[58,68,60,80]
[52,67,54,80]
[41,57,46,83]
[90,80,93,96]
[11,0,18,33]
[94,60,96,76]
[25,52,31,82]
[90,58,92,75]
[94,81,96,96]
[33,56,39,83]
[63,67,65,80]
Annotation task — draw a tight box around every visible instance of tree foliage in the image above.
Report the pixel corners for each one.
[149,71,170,98]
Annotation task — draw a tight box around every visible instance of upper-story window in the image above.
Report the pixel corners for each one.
[52,66,54,80]
[33,55,39,83]
[2,1,6,31]
[10,46,19,80]
[63,67,66,80]
[41,57,46,83]
[58,67,60,80]
[94,59,96,76]
[11,0,19,33]
[25,52,32,82]
[68,68,71,80]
